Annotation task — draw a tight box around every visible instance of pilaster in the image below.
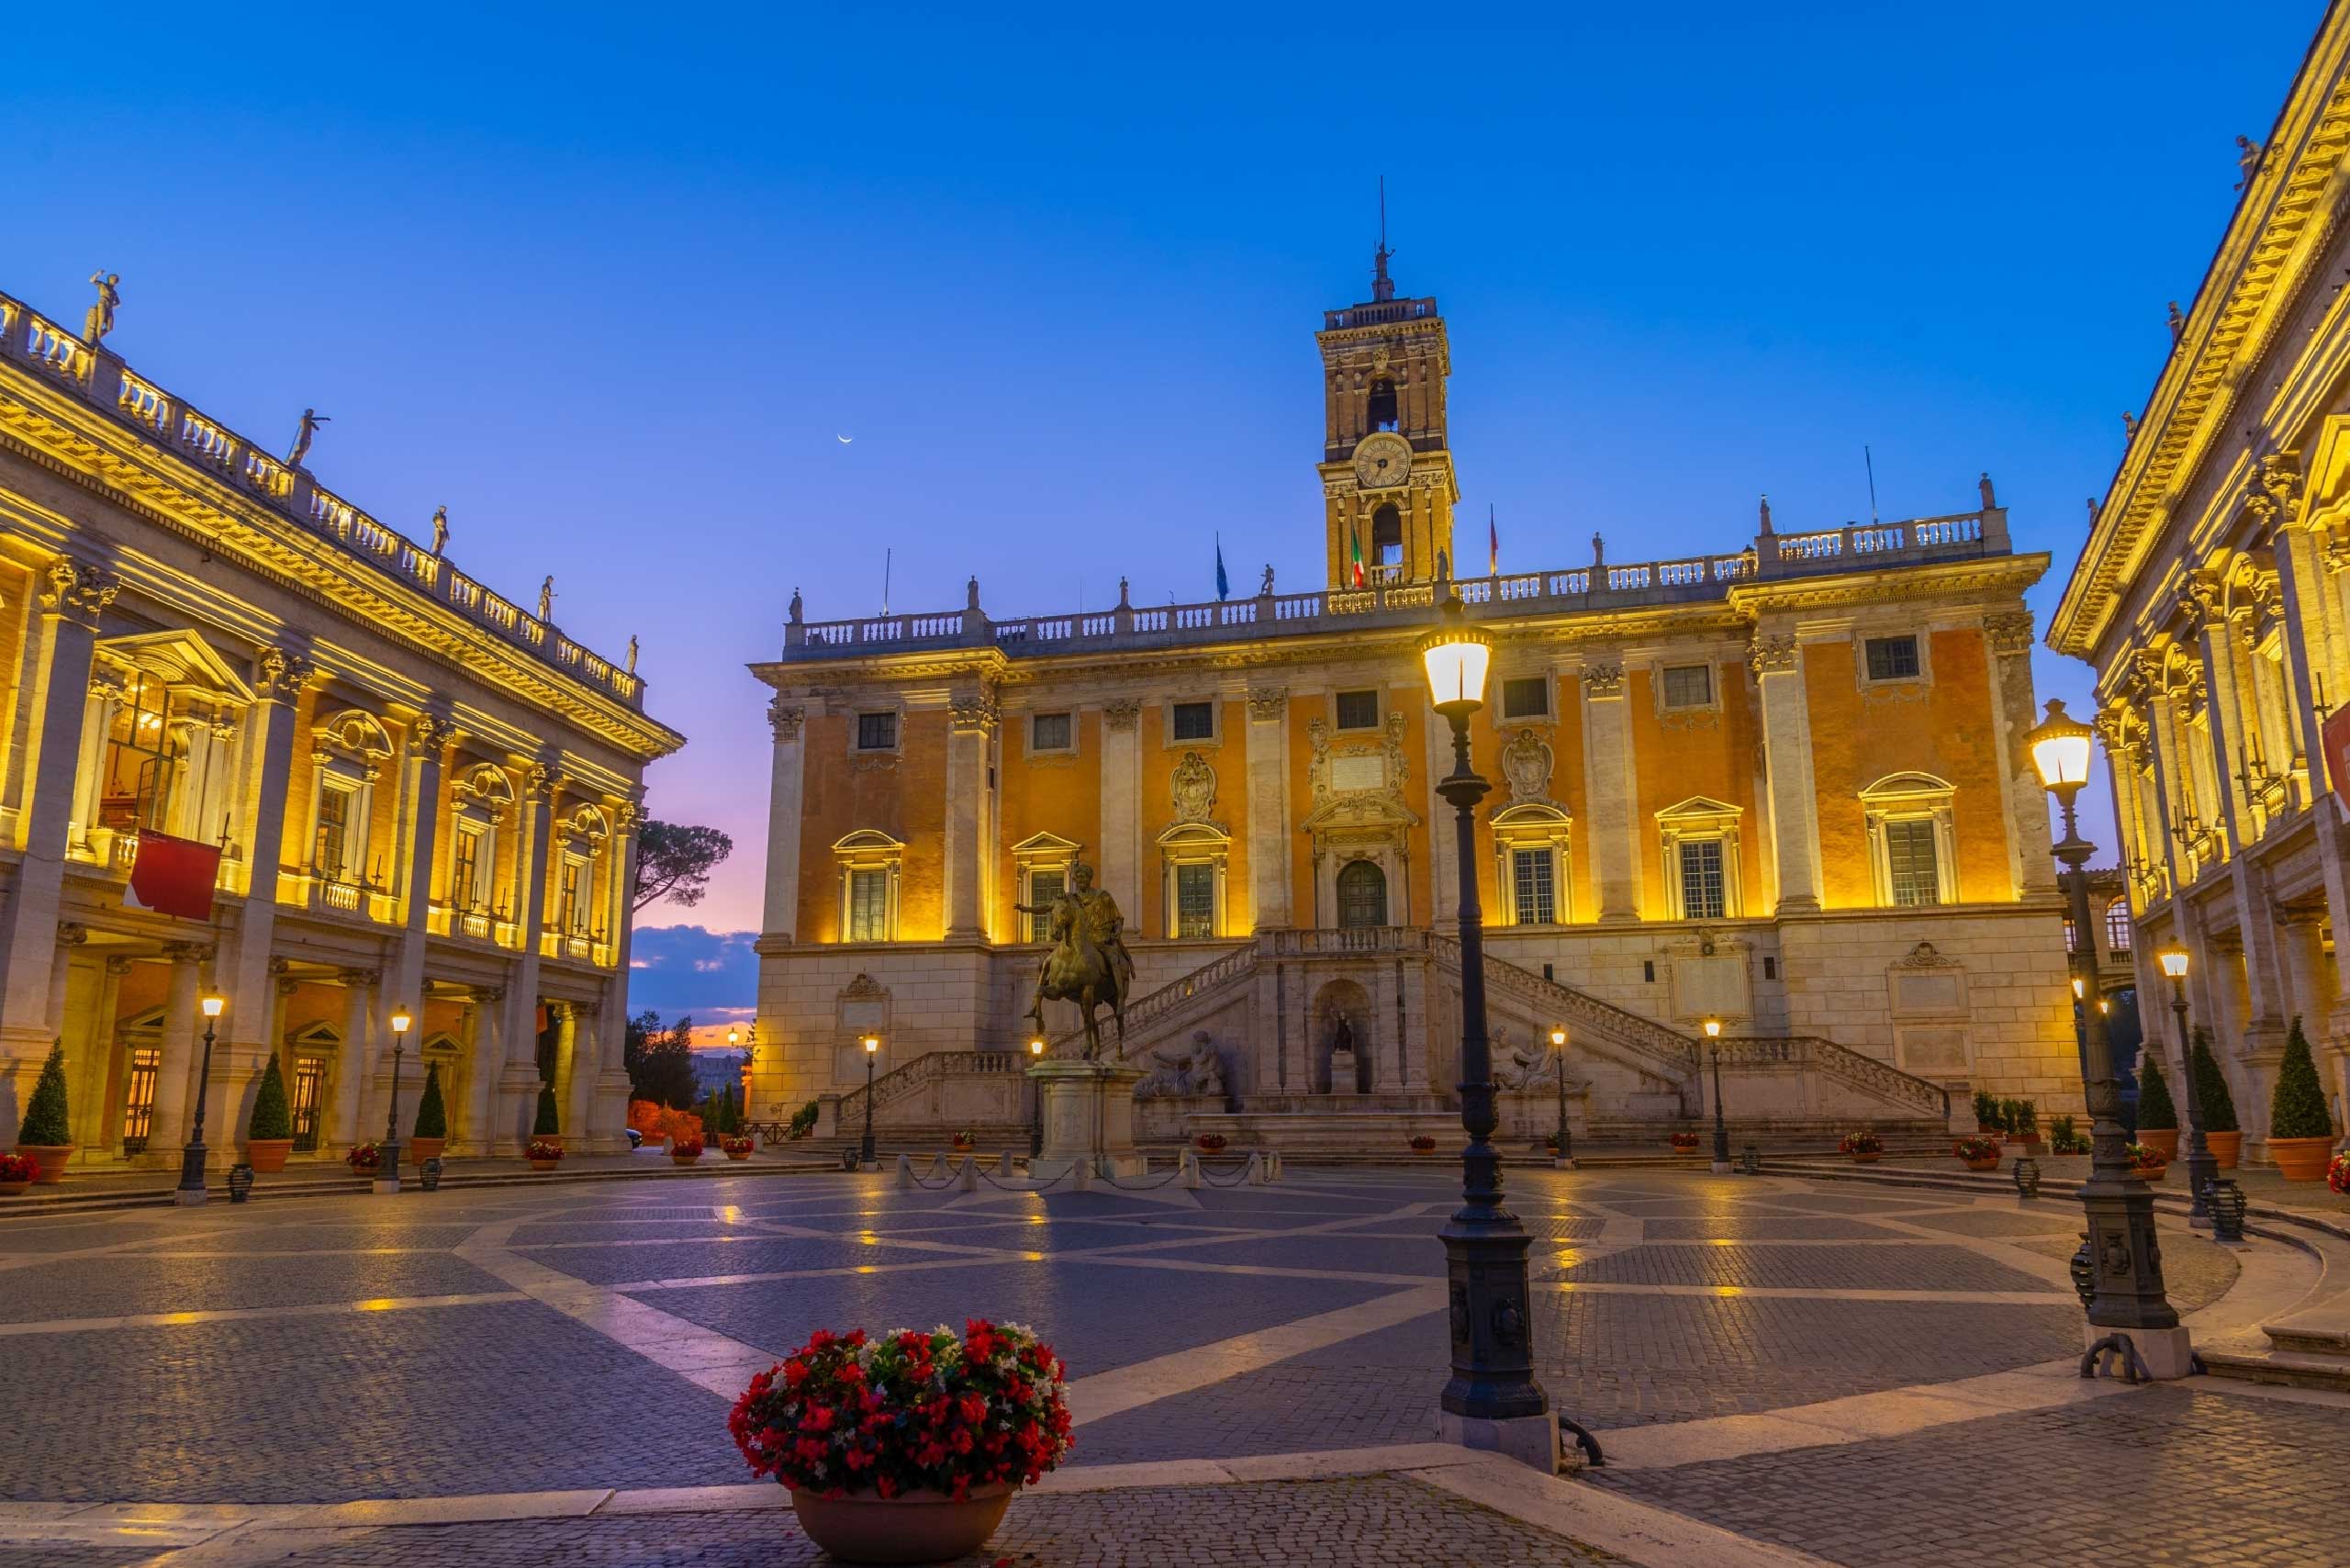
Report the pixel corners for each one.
[943,690,997,941]
[1244,689,1290,930]
[1098,698,1141,933]
[1983,611,2057,896]
[1579,656,1638,923]
[761,699,806,942]
[1749,634,1821,914]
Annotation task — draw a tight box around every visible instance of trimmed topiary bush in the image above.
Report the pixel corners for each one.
[249,1054,293,1141]
[2271,1016,2334,1140]
[413,1062,448,1140]
[2135,1056,2177,1132]
[2190,1028,2239,1134]
[534,1080,560,1137]
[17,1043,70,1147]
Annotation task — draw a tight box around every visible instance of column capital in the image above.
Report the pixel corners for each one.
[1982,610,2035,656]
[40,555,120,627]
[55,921,88,949]
[161,939,213,963]
[947,694,1000,735]
[1582,660,1626,700]
[1246,689,1288,723]
[337,966,382,988]
[767,696,805,741]
[1102,698,1142,733]
[255,645,318,700]
[1745,633,1798,678]
[469,984,506,1004]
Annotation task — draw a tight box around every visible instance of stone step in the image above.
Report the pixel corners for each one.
[2199,1348,2350,1394]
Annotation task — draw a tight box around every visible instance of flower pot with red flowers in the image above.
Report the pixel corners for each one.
[1953,1137,2001,1173]
[1408,1136,1438,1154]
[949,1129,977,1155]
[0,1151,37,1196]
[731,1318,1073,1564]
[2329,1152,2350,1198]
[1669,1131,1701,1158]
[526,1139,565,1172]
[2125,1143,2168,1182]
[1838,1131,1884,1163]
[1194,1133,1228,1153]
[722,1135,755,1161]
[671,1136,705,1165]
[16,1043,73,1184]
[345,1142,383,1177]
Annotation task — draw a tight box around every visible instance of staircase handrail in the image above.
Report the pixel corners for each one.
[1047,941,1259,1058]
[1430,934,1697,1081]
[1716,1033,1948,1119]
[836,1048,1019,1126]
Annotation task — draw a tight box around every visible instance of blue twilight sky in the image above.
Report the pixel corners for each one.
[0,2,2323,1022]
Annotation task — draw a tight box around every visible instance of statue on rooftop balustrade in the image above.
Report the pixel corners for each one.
[627,635,638,674]
[431,506,449,555]
[1015,862,1132,1059]
[1758,495,1773,535]
[1591,532,1606,569]
[287,409,329,467]
[84,273,119,345]
[1260,564,1275,595]
[538,577,554,620]
[1978,472,1998,510]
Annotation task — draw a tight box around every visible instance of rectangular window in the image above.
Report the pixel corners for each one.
[1678,839,1726,920]
[1171,700,1215,742]
[847,868,890,941]
[315,786,352,877]
[1511,847,1556,925]
[1885,818,1941,907]
[1335,689,1381,731]
[1031,711,1072,752]
[120,1047,160,1154]
[1864,635,1920,681]
[1175,863,1215,937]
[451,828,482,909]
[856,711,899,751]
[1662,664,1713,709]
[1500,677,1550,720]
[101,671,179,832]
[1026,869,1064,943]
[559,858,585,932]
[290,1058,325,1151]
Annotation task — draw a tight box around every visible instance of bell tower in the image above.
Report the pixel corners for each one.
[1316,230,1457,591]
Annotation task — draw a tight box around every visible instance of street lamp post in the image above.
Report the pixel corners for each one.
[174,994,227,1206]
[1421,586,1552,1455]
[2158,947,2216,1228]
[1549,1027,1572,1168]
[2025,700,2184,1367]
[859,1034,880,1168]
[1028,1036,1046,1158]
[377,1006,413,1195]
[1704,1017,1729,1174]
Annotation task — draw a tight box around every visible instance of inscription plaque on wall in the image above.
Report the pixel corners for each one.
[1331,754,1385,793]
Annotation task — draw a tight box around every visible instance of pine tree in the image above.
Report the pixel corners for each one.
[413,1062,448,1140]
[17,1042,70,1147]
[2271,1015,2334,1139]
[534,1080,560,1137]
[2134,1055,2177,1132]
[2191,1027,2239,1134]
[249,1054,293,1141]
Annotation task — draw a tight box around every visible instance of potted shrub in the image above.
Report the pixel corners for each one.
[2048,1114,2090,1156]
[1972,1091,1999,1135]
[2012,1099,2042,1152]
[730,1319,1072,1562]
[409,1061,449,1168]
[2267,1016,2337,1182]
[722,1134,755,1160]
[2191,1028,2241,1168]
[1953,1136,2001,1172]
[1408,1135,1438,1153]
[14,1042,73,1184]
[1839,1130,1884,1163]
[672,1134,706,1165]
[245,1053,295,1172]
[346,1141,383,1177]
[779,1099,819,1147]
[0,1151,37,1196]
[526,1138,564,1173]
[2133,1056,2178,1160]
[2125,1142,2168,1182]
[533,1080,563,1155]
[1194,1132,1228,1153]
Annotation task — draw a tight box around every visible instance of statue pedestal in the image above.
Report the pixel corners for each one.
[1029,1060,1146,1182]
[1326,1047,1359,1094]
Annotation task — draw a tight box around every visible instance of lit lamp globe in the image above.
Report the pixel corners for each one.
[1420,591,1493,718]
[2158,947,2188,981]
[1029,1036,1046,1058]
[2025,699,2096,803]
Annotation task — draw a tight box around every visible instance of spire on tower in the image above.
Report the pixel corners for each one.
[1371,176,1395,303]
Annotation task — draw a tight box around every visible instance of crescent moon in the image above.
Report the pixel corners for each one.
[836,434,854,444]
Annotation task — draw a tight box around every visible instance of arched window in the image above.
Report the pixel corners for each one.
[1337,859,1388,929]
[1371,502,1404,568]
[2104,898,2132,956]
[1367,378,1399,432]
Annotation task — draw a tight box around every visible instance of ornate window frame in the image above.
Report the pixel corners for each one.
[1859,772,1956,908]
[307,708,394,891]
[832,829,905,943]
[1157,821,1231,939]
[1497,673,1552,722]
[1164,698,1223,749]
[447,762,514,923]
[1657,796,1743,921]
[1858,630,1932,689]
[1009,831,1081,943]
[1490,801,1574,927]
[1024,710,1077,759]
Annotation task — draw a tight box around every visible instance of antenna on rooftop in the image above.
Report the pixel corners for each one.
[1372,176,1395,303]
[881,547,891,616]
[1863,446,1880,528]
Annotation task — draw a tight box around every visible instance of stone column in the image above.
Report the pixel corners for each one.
[470,985,520,1152]
[2277,912,2332,1042]
[377,713,447,1137]
[560,1002,595,1141]
[2142,678,2193,890]
[2274,517,2350,1014]
[1580,656,1639,923]
[1098,699,1142,932]
[501,764,555,1136]
[146,943,207,1158]
[1244,689,1290,930]
[329,969,378,1150]
[1982,610,2058,897]
[1750,633,1821,914]
[589,804,643,1151]
[218,647,310,1141]
[0,558,118,1129]
[943,690,997,941]
[761,700,806,943]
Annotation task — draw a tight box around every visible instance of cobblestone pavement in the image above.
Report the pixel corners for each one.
[0,1163,2300,1567]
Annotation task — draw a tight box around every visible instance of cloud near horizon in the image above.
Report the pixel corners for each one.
[627,925,756,1025]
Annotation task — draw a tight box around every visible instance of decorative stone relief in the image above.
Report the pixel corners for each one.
[1102,698,1141,733]
[947,694,999,734]
[1982,611,2034,656]
[41,556,120,623]
[1500,728,1553,804]
[1246,688,1287,722]
[767,697,805,741]
[1745,634,1797,678]
[1582,661,1625,699]
[1171,750,1217,823]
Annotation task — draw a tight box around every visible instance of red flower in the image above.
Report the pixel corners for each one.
[957,1394,988,1424]
[876,1475,899,1499]
[803,1403,837,1433]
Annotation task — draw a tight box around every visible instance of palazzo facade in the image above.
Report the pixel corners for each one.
[2053,4,2350,1158]
[750,263,2082,1149]
[0,282,681,1169]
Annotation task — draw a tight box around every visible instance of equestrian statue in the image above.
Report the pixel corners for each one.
[1015,863,1135,1059]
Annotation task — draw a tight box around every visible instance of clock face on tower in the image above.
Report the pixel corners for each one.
[1352,431,1413,490]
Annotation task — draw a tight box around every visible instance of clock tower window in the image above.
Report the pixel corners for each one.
[1371,503,1404,568]
[1367,378,1398,433]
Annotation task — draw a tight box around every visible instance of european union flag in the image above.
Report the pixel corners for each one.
[1214,535,1230,602]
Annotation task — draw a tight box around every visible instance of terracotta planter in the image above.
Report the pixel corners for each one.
[529,1157,561,1172]
[789,1482,1014,1564]
[17,1145,72,1185]
[244,1138,293,1173]
[1849,1150,1881,1163]
[1410,1143,1437,1154]
[951,1141,975,1155]
[1975,1121,1998,1136]
[2131,1163,2169,1182]
[672,1150,702,1165]
[2268,1136,2337,1182]
[408,1137,446,1168]
[0,1180,27,1197]
[725,1148,751,1161]
[2207,1131,2243,1169]
[1963,1157,2000,1173]
[2137,1128,2179,1160]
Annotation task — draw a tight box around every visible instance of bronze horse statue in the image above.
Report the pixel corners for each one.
[1017,867,1131,1060]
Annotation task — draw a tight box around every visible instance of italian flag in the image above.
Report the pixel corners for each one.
[1348,522,1365,587]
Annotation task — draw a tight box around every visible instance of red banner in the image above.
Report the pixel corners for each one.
[124,831,221,922]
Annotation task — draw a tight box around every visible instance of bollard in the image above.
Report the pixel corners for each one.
[1181,1148,1203,1190]
[895,1154,915,1189]
[1069,1157,1092,1192]
[227,1164,255,1204]
[420,1156,442,1193]
[957,1155,979,1192]
[998,1150,1015,1178]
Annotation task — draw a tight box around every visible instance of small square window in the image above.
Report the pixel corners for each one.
[1864,635,1920,682]
[1335,689,1380,731]
[1031,712,1072,752]
[1662,665,1712,709]
[1500,677,1550,720]
[1171,700,1215,742]
[1763,956,1777,980]
[856,711,899,751]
